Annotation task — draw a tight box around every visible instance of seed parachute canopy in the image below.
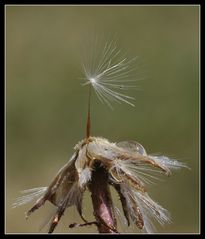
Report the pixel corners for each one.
[82,39,139,108]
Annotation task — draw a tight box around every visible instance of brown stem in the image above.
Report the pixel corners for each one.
[88,162,118,233]
[86,85,91,138]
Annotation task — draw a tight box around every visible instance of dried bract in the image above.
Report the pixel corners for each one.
[13,137,187,233]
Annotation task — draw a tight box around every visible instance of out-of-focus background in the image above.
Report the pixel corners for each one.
[6,5,199,234]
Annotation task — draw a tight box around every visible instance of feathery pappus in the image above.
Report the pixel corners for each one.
[12,38,188,233]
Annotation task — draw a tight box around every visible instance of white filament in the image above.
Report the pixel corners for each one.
[12,187,47,208]
[82,39,138,108]
[79,167,92,188]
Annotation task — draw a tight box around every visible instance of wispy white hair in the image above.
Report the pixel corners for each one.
[82,38,139,108]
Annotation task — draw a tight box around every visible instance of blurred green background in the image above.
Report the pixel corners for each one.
[6,5,199,234]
